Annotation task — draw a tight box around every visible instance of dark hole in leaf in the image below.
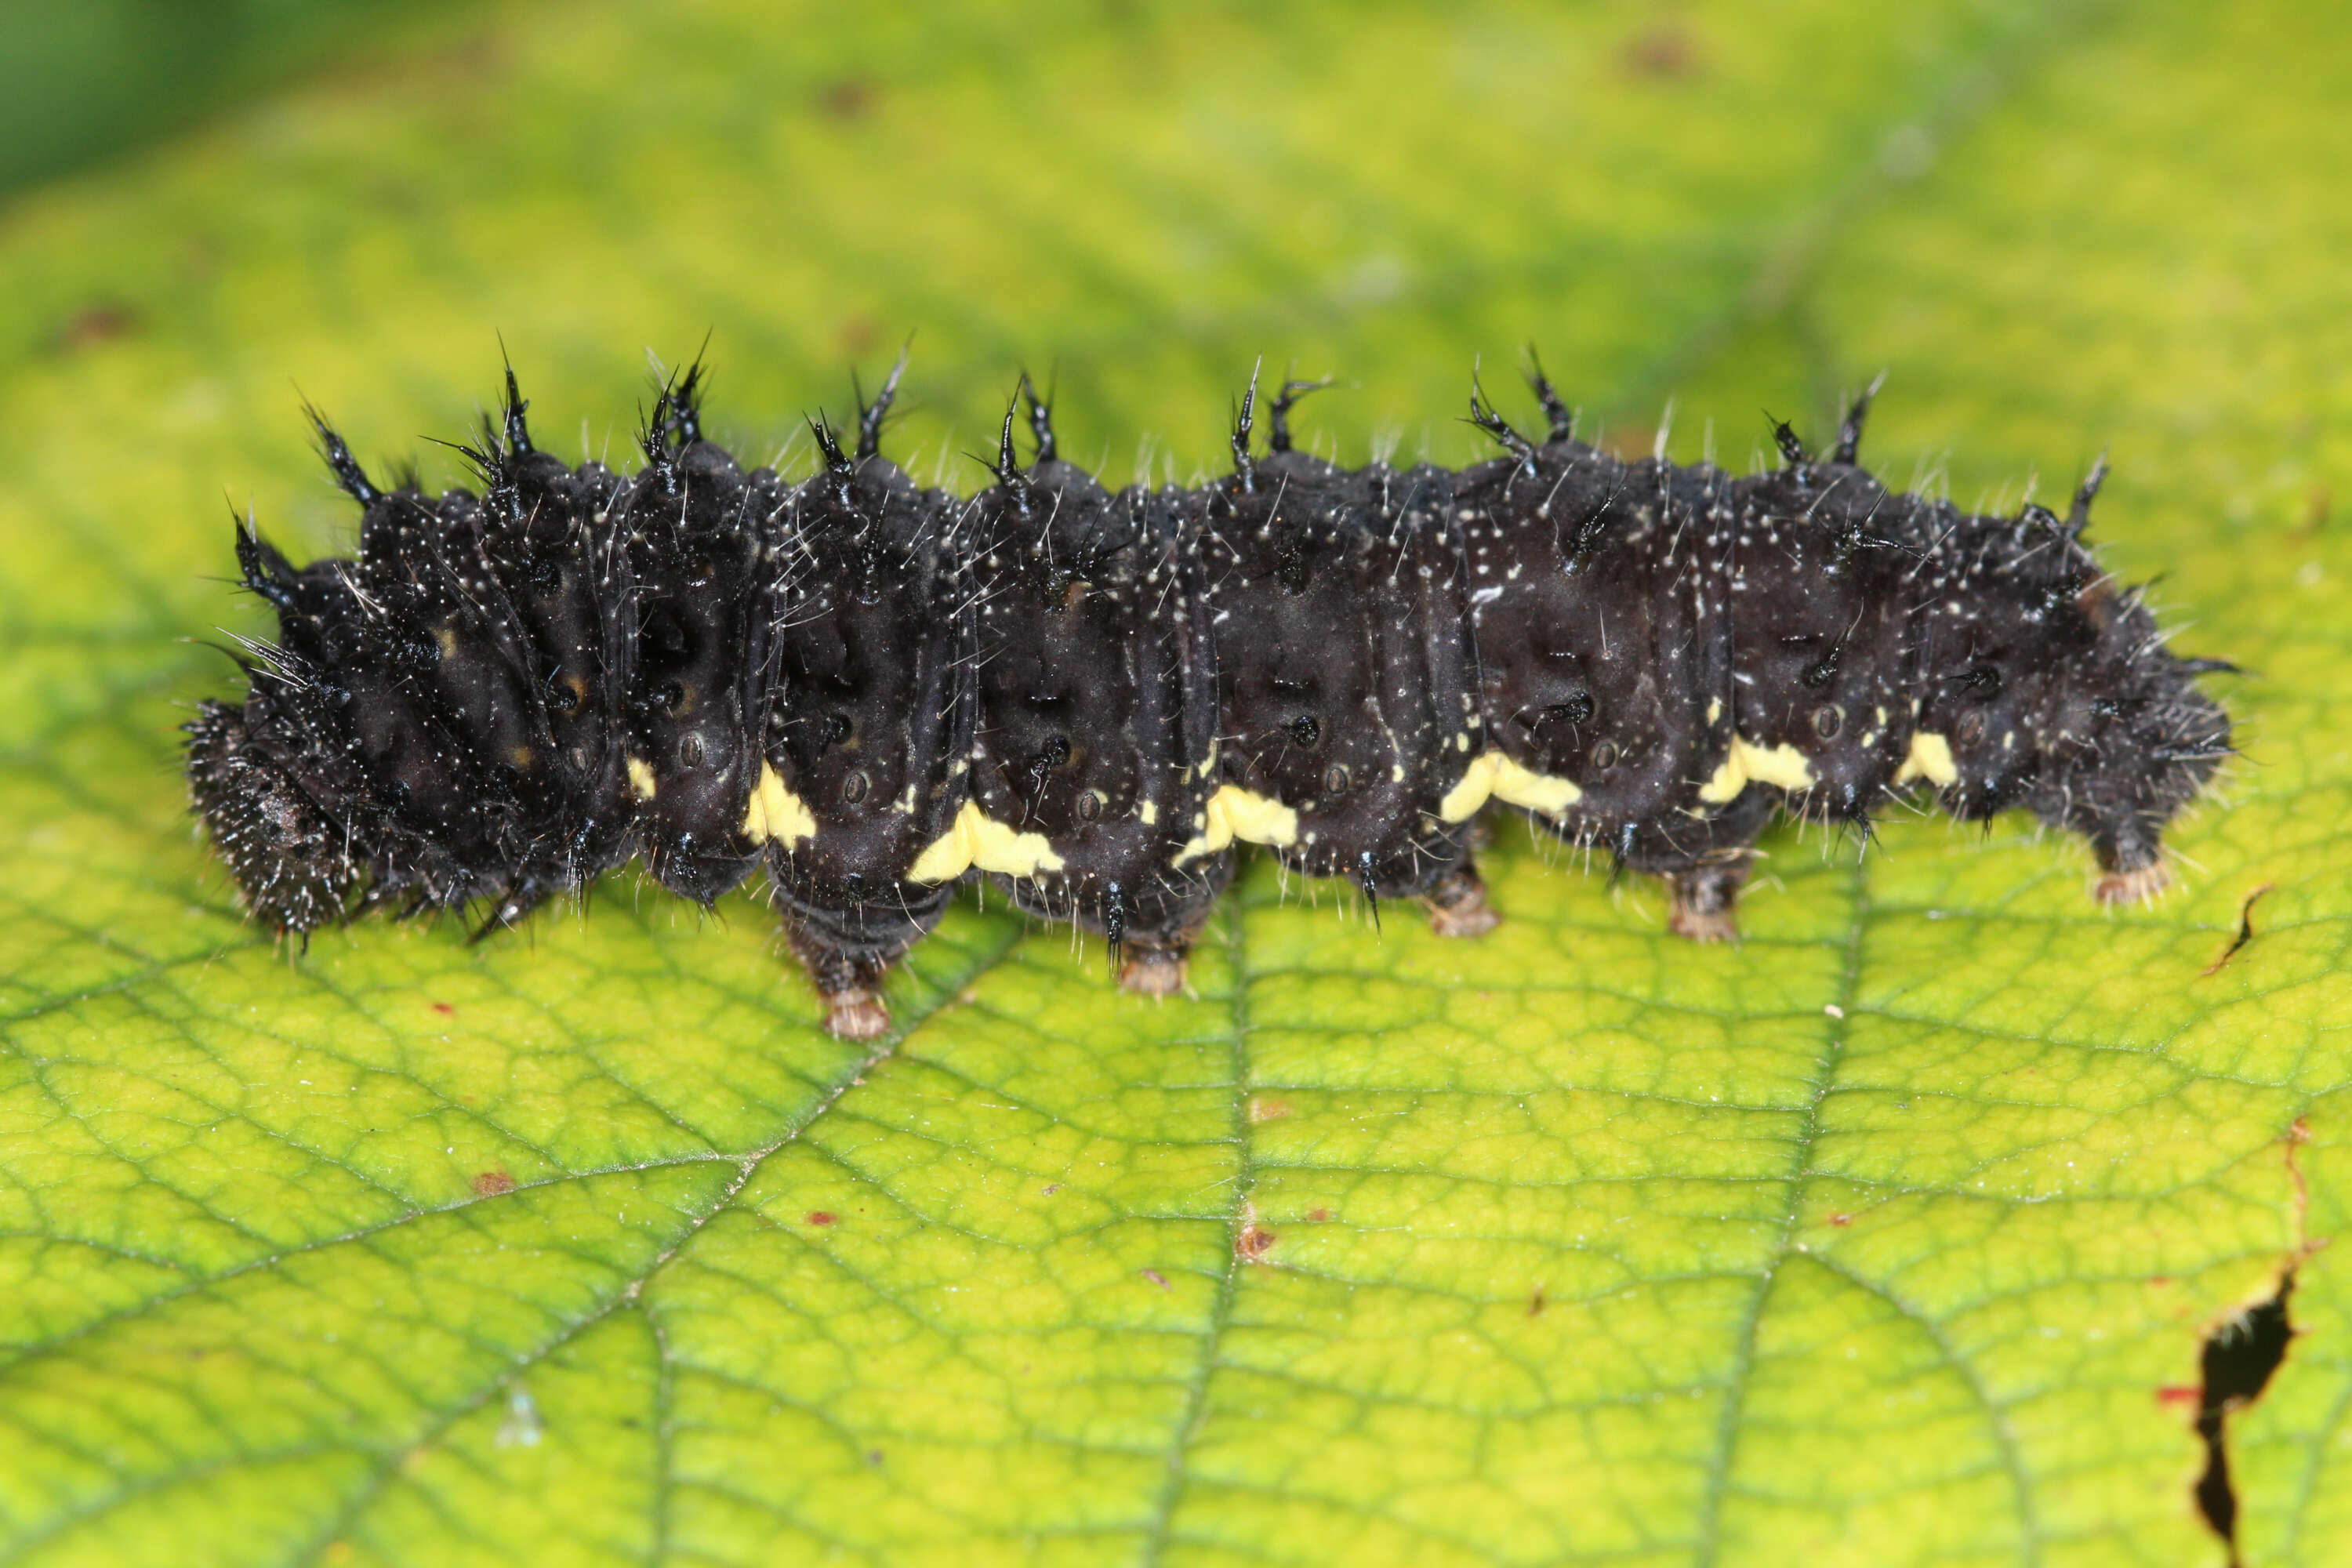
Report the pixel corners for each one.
[2193,1272,2295,1561]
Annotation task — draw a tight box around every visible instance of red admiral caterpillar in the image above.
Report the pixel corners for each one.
[188,353,2235,1037]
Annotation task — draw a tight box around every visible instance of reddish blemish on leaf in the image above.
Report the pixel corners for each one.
[471,1170,514,1196]
[431,1002,455,1015]
[1249,1098,1290,1123]
[1141,1269,1170,1290]
[806,1210,837,1226]
[2158,1385,2202,1407]
[2299,486,2332,536]
[1623,23,1700,78]
[1308,1207,1330,1222]
[58,303,139,350]
[818,79,877,121]
[1828,1213,1853,1226]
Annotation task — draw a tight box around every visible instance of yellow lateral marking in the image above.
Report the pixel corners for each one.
[1173,785,1301,865]
[965,807,1067,877]
[1488,752,1582,815]
[907,801,1068,884]
[1439,751,1584,822]
[740,762,816,848]
[905,818,970,884]
[1203,786,1300,850]
[1439,758,1494,822]
[1894,731,1959,787]
[1735,737,1815,793]
[626,757,657,800]
[1697,736,1818,804]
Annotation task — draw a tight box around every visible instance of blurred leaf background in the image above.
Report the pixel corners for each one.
[0,1,466,198]
[1,2,2348,1566]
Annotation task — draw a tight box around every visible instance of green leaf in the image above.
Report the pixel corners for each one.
[1,1,2345,1563]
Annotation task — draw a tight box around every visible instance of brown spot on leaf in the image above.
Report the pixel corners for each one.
[472,1170,515,1196]
[432,1001,456,1015]
[806,1210,837,1227]
[1308,1207,1330,1223]
[1828,1213,1853,1227]
[2158,1385,2201,1407]
[1249,1098,1291,1123]
[2299,485,2331,537]
[818,78,877,120]
[1529,1283,1547,1317]
[56,303,139,352]
[1623,24,1700,78]
[1236,1203,1277,1261]
[1141,1268,1171,1290]
[836,315,882,358]
[1599,425,1656,462]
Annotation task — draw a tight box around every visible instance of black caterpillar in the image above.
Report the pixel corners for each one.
[188,352,2235,1037]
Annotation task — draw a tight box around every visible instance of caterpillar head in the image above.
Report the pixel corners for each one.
[2031,577,2234,899]
[1911,507,2234,897]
